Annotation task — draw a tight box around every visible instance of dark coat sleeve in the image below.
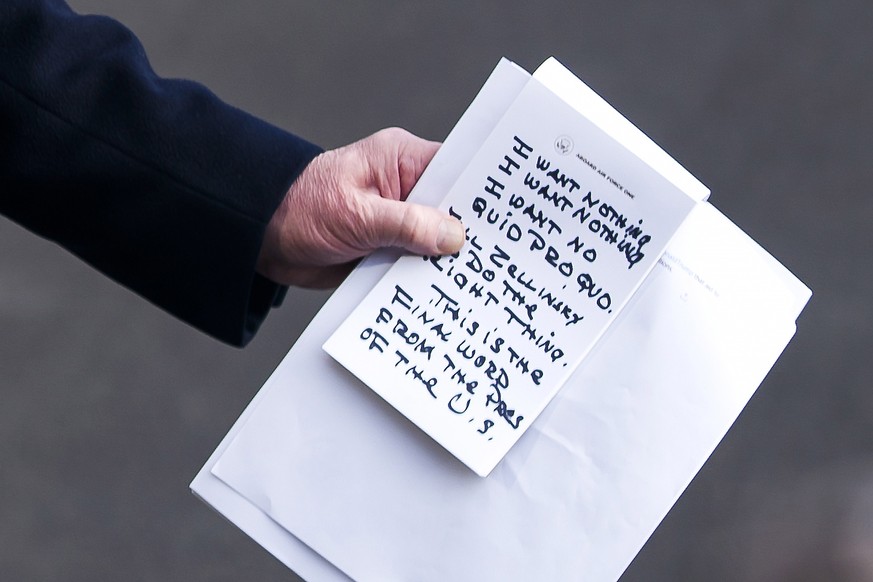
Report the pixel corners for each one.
[0,0,322,346]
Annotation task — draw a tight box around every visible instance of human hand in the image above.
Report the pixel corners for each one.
[257,128,465,288]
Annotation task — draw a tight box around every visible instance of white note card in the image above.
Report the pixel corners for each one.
[323,60,699,476]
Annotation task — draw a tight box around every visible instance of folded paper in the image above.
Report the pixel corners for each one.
[192,57,810,582]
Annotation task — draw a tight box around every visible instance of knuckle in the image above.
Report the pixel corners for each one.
[398,205,427,247]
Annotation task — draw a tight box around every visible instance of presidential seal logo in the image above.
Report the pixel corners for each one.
[554,135,573,155]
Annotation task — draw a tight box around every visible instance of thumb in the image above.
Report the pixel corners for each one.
[368,197,465,256]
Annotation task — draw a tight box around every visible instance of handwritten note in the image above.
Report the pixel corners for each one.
[324,70,698,476]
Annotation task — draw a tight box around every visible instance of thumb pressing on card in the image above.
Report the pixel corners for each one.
[257,127,465,288]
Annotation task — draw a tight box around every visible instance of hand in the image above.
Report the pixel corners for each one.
[257,128,465,288]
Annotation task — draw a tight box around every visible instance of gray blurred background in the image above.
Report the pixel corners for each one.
[2,1,871,580]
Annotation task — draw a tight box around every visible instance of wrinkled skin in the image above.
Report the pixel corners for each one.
[257,128,465,288]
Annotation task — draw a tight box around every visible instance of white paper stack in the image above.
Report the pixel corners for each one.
[191,58,810,582]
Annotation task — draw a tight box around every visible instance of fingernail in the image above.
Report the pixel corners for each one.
[437,219,465,254]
